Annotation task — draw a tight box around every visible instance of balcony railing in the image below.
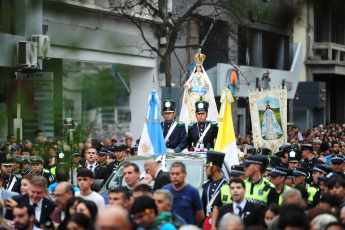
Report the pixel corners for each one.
[312,42,345,62]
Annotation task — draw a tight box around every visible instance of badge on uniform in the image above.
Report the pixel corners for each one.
[223,195,228,201]
[258,189,264,196]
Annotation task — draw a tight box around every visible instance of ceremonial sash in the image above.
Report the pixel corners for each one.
[8,176,17,191]
[195,123,211,151]
[164,121,178,143]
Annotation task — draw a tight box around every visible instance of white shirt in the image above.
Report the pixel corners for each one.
[30,198,43,222]
[232,198,247,219]
[86,163,97,172]
[75,191,105,212]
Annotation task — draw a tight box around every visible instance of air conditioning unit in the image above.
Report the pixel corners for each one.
[31,34,51,59]
[17,41,38,67]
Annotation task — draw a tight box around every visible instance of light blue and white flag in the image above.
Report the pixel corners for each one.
[138,90,167,156]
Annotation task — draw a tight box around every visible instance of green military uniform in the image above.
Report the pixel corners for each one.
[29,155,55,186]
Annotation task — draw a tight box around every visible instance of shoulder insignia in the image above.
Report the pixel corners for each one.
[49,175,55,182]
[15,174,22,179]
[188,122,196,129]
[210,121,218,127]
[43,169,50,173]
[177,121,185,127]
[202,180,211,189]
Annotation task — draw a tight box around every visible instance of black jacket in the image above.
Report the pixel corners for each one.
[217,200,263,227]
[78,164,109,181]
[5,194,56,226]
[154,170,171,191]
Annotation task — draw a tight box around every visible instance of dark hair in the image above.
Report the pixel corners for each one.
[262,204,280,227]
[67,213,95,230]
[321,142,329,152]
[229,178,245,189]
[325,222,345,230]
[278,204,308,230]
[133,184,153,194]
[332,141,340,147]
[123,162,139,173]
[77,168,94,179]
[294,185,309,202]
[109,187,130,200]
[131,195,157,215]
[15,203,35,217]
[319,193,341,207]
[327,177,345,189]
[34,130,43,136]
[170,161,186,173]
[56,164,70,182]
[76,200,98,222]
[108,153,116,160]
[21,148,32,155]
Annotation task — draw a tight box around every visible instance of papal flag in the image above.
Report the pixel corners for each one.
[138,90,167,156]
[214,88,239,175]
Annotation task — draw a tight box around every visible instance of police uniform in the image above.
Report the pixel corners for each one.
[310,164,333,190]
[187,100,218,151]
[202,151,227,216]
[29,155,55,186]
[21,156,31,176]
[293,167,320,208]
[301,144,324,170]
[161,99,187,153]
[98,148,109,167]
[268,167,291,205]
[220,155,279,207]
[107,143,127,174]
[0,153,21,193]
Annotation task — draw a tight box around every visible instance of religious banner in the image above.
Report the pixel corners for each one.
[248,86,287,153]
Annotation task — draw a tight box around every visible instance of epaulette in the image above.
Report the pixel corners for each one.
[43,169,50,173]
[210,121,218,127]
[177,121,185,127]
[202,180,211,189]
[14,174,22,179]
[188,122,196,129]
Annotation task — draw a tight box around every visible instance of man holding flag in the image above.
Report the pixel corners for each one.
[161,99,187,153]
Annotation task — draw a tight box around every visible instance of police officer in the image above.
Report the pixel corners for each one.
[292,166,320,209]
[161,99,187,153]
[187,100,218,151]
[301,144,324,170]
[11,155,24,176]
[107,143,127,174]
[229,164,245,180]
[330,154,345,180]
[269,167,291,205]
[29,155,55,186]
[97,148,109,167]
[0,153,21,193]
[310,164,333,191]
[288,149,302,170]
[72,151,82,170]
[202,151,227,217]
[21,156,31,176]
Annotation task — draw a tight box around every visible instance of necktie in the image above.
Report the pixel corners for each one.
[237,205,243,218]
[89,165,93,171]
[33,203,38,209]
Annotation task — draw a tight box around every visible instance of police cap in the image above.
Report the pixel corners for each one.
[242,155,268,167]
[269,166,289,177]
[12,155,23,164]
[293,167,309,177]
[98,148,109,156]
[230,164,245,176]
[114,143,126,151]
[204,151,225,167]
[310,164,333,175]
[331,154,345,164]
[30,155,44,164]
[300,144,313,152]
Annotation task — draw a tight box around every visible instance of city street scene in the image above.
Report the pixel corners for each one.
[1,0,345,229]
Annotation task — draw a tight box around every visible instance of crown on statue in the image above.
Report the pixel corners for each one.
[194,53,206,66]
[266,100,270,105]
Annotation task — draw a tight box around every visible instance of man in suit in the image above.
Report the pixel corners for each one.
[216,178,262,228]
[77,147,108,181]
[50,182,75,225]
[144,159,170,191]
[5,176,56,226]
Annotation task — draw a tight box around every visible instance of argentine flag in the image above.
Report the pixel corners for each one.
[138,90,167,156]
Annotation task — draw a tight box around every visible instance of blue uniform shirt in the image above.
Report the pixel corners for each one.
[188,121,218,150]
[161,120,187,151]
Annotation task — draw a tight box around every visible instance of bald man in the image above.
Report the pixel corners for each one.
[51,182,74,225]
[144,159,171,191]
[96,206,131,230]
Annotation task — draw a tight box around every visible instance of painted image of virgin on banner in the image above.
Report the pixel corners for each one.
[258,98,283,140]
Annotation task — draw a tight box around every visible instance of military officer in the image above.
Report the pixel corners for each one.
[301,144,324,170]
[107,143,127,174]
[11,155,24,176]
[29,155,55,186]
[187,100,218,151]
[202,151,227,216]
[0,152,21,193]
[161,99,187,153]
[288,149,302,170]
[265,155,281,177]
[72,151,82,170]
[21,156,31,175]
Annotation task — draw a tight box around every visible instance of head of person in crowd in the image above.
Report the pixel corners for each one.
[7,134,16,144]
[162,99,176,123]
[317,193,341,213]
[311,214,338,230]
[131,195,161,229]
[72,151,81,167]
[0,152,13,177]
[288,149,302,170]
[153,189,175,214]
[106,152,116,165]
[21,156,30,172]
[242,155,268,179]
[293,167,308,186]
[103,138,112,147]
[10,144,20,155]
[114,143,127,162]
[229,164,245,180]
[269,166,288,189]
[30,155,45,174]
[283,167,294,187]
[133,184,153,199]
[13,203,35,230]
[332,141,340,154]
[311,164,333,184]
[331,155,345,173]
[123,162,141,189]
[170,161,187,189]
[20,174,35,195]
[278,204,308,230]
[97,148,108,166]
[313,139,322,150]
[76,199,98,222]
[204,151,225,180]
[85,147,98,165]
[282,188,303,206]
[229,178,246,204]
[29,176,48,205]
[144,159,162,180]
[31,146,39,156]
[108,187,131,210]
[23,140,32,149]
[48,145,57,159]
[327,177,345,205]
[294,185,309,209]
[218,213,244,230]
[77,168,94,193]
[12,155,23,174]
[55,182,75,212]
[195,100,209,123]
[96,206,131,230]
[66,213,95,230]
[125,138,133,149]
[263,204,280,228]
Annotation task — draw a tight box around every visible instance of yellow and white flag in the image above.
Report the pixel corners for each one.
[214,89,239,175]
